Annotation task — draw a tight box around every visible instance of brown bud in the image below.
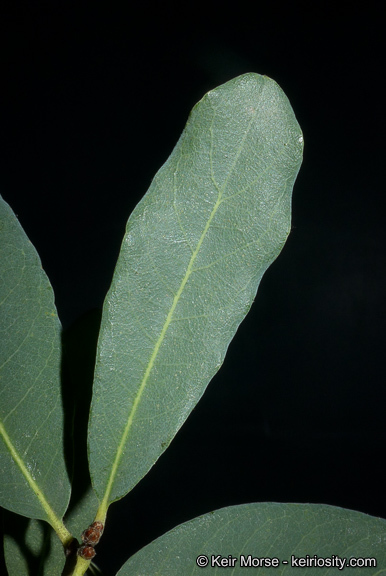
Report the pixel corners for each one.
[81,521,104,546]
[77,545,96,560]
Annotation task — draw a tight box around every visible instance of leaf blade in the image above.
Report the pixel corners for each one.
[3,485,99,576]
[89,73,303,510]
[117,503,386,575]
[0,196,71,530]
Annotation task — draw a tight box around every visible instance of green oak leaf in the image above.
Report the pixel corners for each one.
[117,503,386,575]
[0,195,71,540]
[3,485,99,576]
[88,73,304,518]
[3,309,103,576]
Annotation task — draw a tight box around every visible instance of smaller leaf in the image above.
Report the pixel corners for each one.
[2,514,63,576]
[117,503,386,575]
[0,195,71,536]
[3,485,99,576]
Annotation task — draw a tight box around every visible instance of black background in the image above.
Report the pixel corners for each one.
[1,1,385,574]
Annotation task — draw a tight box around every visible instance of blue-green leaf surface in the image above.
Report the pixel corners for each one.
[117,503,386,575]
[88,73,304,512]
[0,195,71,527]
[3,486,99,576]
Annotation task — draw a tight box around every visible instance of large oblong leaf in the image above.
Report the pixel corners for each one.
[0,196,71,530]
[88,73,304,512]
[117,503,386,575]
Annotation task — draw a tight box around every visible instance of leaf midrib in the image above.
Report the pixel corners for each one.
[0,420,71,544]
[98,193,222,515]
